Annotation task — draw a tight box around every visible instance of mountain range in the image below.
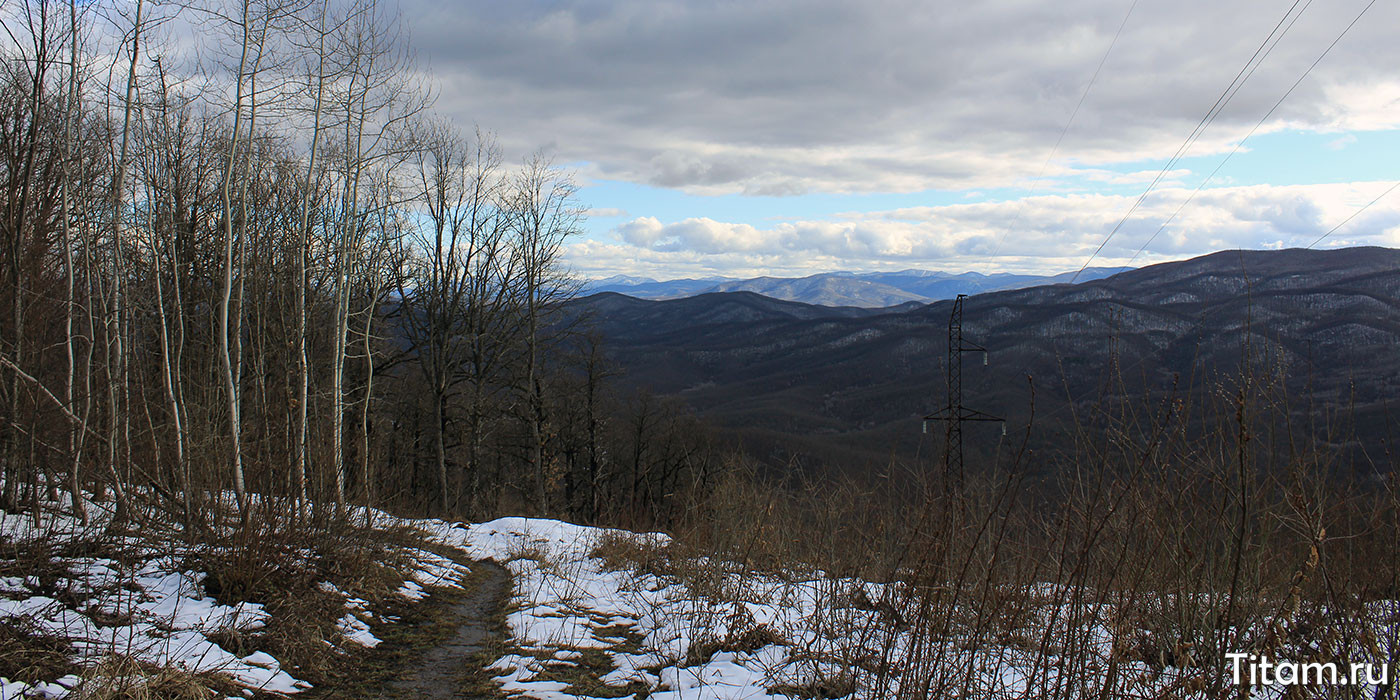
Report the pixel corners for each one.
[581,267,1134,307]
[567,247,1400,478]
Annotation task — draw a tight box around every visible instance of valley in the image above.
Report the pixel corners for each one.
[570,247,1400,479]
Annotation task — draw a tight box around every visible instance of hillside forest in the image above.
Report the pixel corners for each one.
[0,0,711,533]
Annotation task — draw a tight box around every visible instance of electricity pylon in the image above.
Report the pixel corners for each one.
[923,294,1003,489]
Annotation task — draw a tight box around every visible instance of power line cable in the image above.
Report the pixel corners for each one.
[997,0,1386,431]
[1128,0,1379,266]
[1069,0,1315,282]
[1124,0,1316,265]
[1306,180,1400,249]
[987,0,1140,261]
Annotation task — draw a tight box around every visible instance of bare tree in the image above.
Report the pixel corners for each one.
[508,153,583,516]
[214,0,257,516]
[140,58,205,531]
[1,0,64,512]
[323,0,417,505]
[458,132,520,517]
[59,0,88,520]
[0,0,603,535]
[397,121,505,515]
[352,172,398,509]
[289,0,335,515]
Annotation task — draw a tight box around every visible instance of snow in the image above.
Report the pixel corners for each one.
[404,516,1397,700]
[0,503,313,697]
[7,498,1394,699]
[0,495,468,698]
[407,516,827,699]
[335,612,381,648]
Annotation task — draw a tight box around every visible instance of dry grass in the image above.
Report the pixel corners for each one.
[1,492,507,699]
[767,676,858,700]
[0,616,77,685]
[635,363,1400,699]
[184,517,428,690]
[74,654,240,700]
[297,546,511,699]
[589,529,670,574]
[685,623,786,667]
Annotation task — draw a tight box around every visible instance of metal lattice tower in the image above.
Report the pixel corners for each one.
[923,294,1004,488]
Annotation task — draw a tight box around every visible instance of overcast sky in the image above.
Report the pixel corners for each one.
[403,0,1400,278]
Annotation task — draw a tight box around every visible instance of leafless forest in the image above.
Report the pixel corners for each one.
[2,0,1398,697]
[0,0,717,532]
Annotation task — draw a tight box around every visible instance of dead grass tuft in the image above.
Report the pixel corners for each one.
[183,519,433,692]
[685,623,785,667]
[589,529,671,574]
[0,616,77,685]
[75,654,240,699]
[768,676,858,700]
[522,647,648,699]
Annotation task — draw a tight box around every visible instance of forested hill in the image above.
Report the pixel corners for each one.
[583,266,1133,307]
[566,247,1400,477]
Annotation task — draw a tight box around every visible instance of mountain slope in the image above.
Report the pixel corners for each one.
[567,247,1400,474]
[707,275,930,307]
[580,277,730,299]
[582,267,1134,307]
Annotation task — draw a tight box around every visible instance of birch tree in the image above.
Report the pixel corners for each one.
[59,0,88,519]
[323,0,417,504]
[290,0,335,515]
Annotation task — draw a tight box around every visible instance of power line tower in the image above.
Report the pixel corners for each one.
[923,294,1003,489]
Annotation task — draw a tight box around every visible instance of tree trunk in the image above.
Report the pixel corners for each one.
[218,0,252,518]
[61,0,86,521]
[294,0,330,517]
[434,388,448,515]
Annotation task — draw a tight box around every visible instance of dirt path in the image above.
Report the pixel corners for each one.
[390,559,510,699]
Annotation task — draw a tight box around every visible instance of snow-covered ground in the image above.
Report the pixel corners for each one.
[0,496,470,699]
[5,498,1393,699]
[419,517,1396,700]
[420,516,868,700]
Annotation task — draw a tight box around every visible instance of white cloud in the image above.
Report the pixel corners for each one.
[1075,168,1194,187]
[564,182,1400,278]
[1326,134,1358,151]
[405,0,1400,196]
[585,207,630,218]
[1314,81,1400,132]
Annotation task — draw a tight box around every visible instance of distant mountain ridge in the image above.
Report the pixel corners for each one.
[582,267,1133,307]
[565,247,1400,475]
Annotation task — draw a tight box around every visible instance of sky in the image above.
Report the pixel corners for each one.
[401,0,1400,279]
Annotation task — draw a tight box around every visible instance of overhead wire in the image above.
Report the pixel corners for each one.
[1306,181,1400,249]
[1126,0,1380,266]
[967,0,1388,445]
[1069,0,1315,282]
[986,0,1140,262]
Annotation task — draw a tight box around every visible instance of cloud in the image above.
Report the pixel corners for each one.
[1075,169,1193,187]
[585,207,630,218]
[564,182,1400,278]
[404,0,1400,195]
[1327,134,1358,151]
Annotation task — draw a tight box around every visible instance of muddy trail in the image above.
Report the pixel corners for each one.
[390,559,511,699]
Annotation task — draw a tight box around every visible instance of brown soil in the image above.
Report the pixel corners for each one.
[387,559,510,699]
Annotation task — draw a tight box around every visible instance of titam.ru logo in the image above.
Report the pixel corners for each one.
[1228,653,1389,688]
